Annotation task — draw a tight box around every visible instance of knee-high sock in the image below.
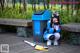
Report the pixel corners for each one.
[54,33,60,45]
[47,40,52,46]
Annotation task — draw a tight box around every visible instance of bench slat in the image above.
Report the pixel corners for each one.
[61,23,80,32]
[0,18,32,27]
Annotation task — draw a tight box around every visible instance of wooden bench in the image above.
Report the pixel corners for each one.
[61,23,80,45]
[0,18,32,37]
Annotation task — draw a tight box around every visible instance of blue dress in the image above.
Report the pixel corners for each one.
[43,20,61,40]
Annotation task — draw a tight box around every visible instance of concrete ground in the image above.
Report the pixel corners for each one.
[0,32,80,53]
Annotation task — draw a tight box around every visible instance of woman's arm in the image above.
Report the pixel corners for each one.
[54,25,61,33]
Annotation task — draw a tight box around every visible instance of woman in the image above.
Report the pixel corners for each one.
[43,13,61,46]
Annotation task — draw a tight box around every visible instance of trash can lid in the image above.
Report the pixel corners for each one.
[34,10,45,15]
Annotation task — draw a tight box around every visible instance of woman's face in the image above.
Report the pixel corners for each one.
[52,18,58,23]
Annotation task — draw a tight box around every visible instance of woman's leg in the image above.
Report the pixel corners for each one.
[44,34,54,46]
[54,33,60,45]
[47,40,52,46]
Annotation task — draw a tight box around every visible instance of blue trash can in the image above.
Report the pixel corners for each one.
[32,10,52,42]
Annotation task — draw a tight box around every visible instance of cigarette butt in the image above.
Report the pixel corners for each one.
[24,40,36,47]
[24,40,48,51]
[35,45,48,51]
